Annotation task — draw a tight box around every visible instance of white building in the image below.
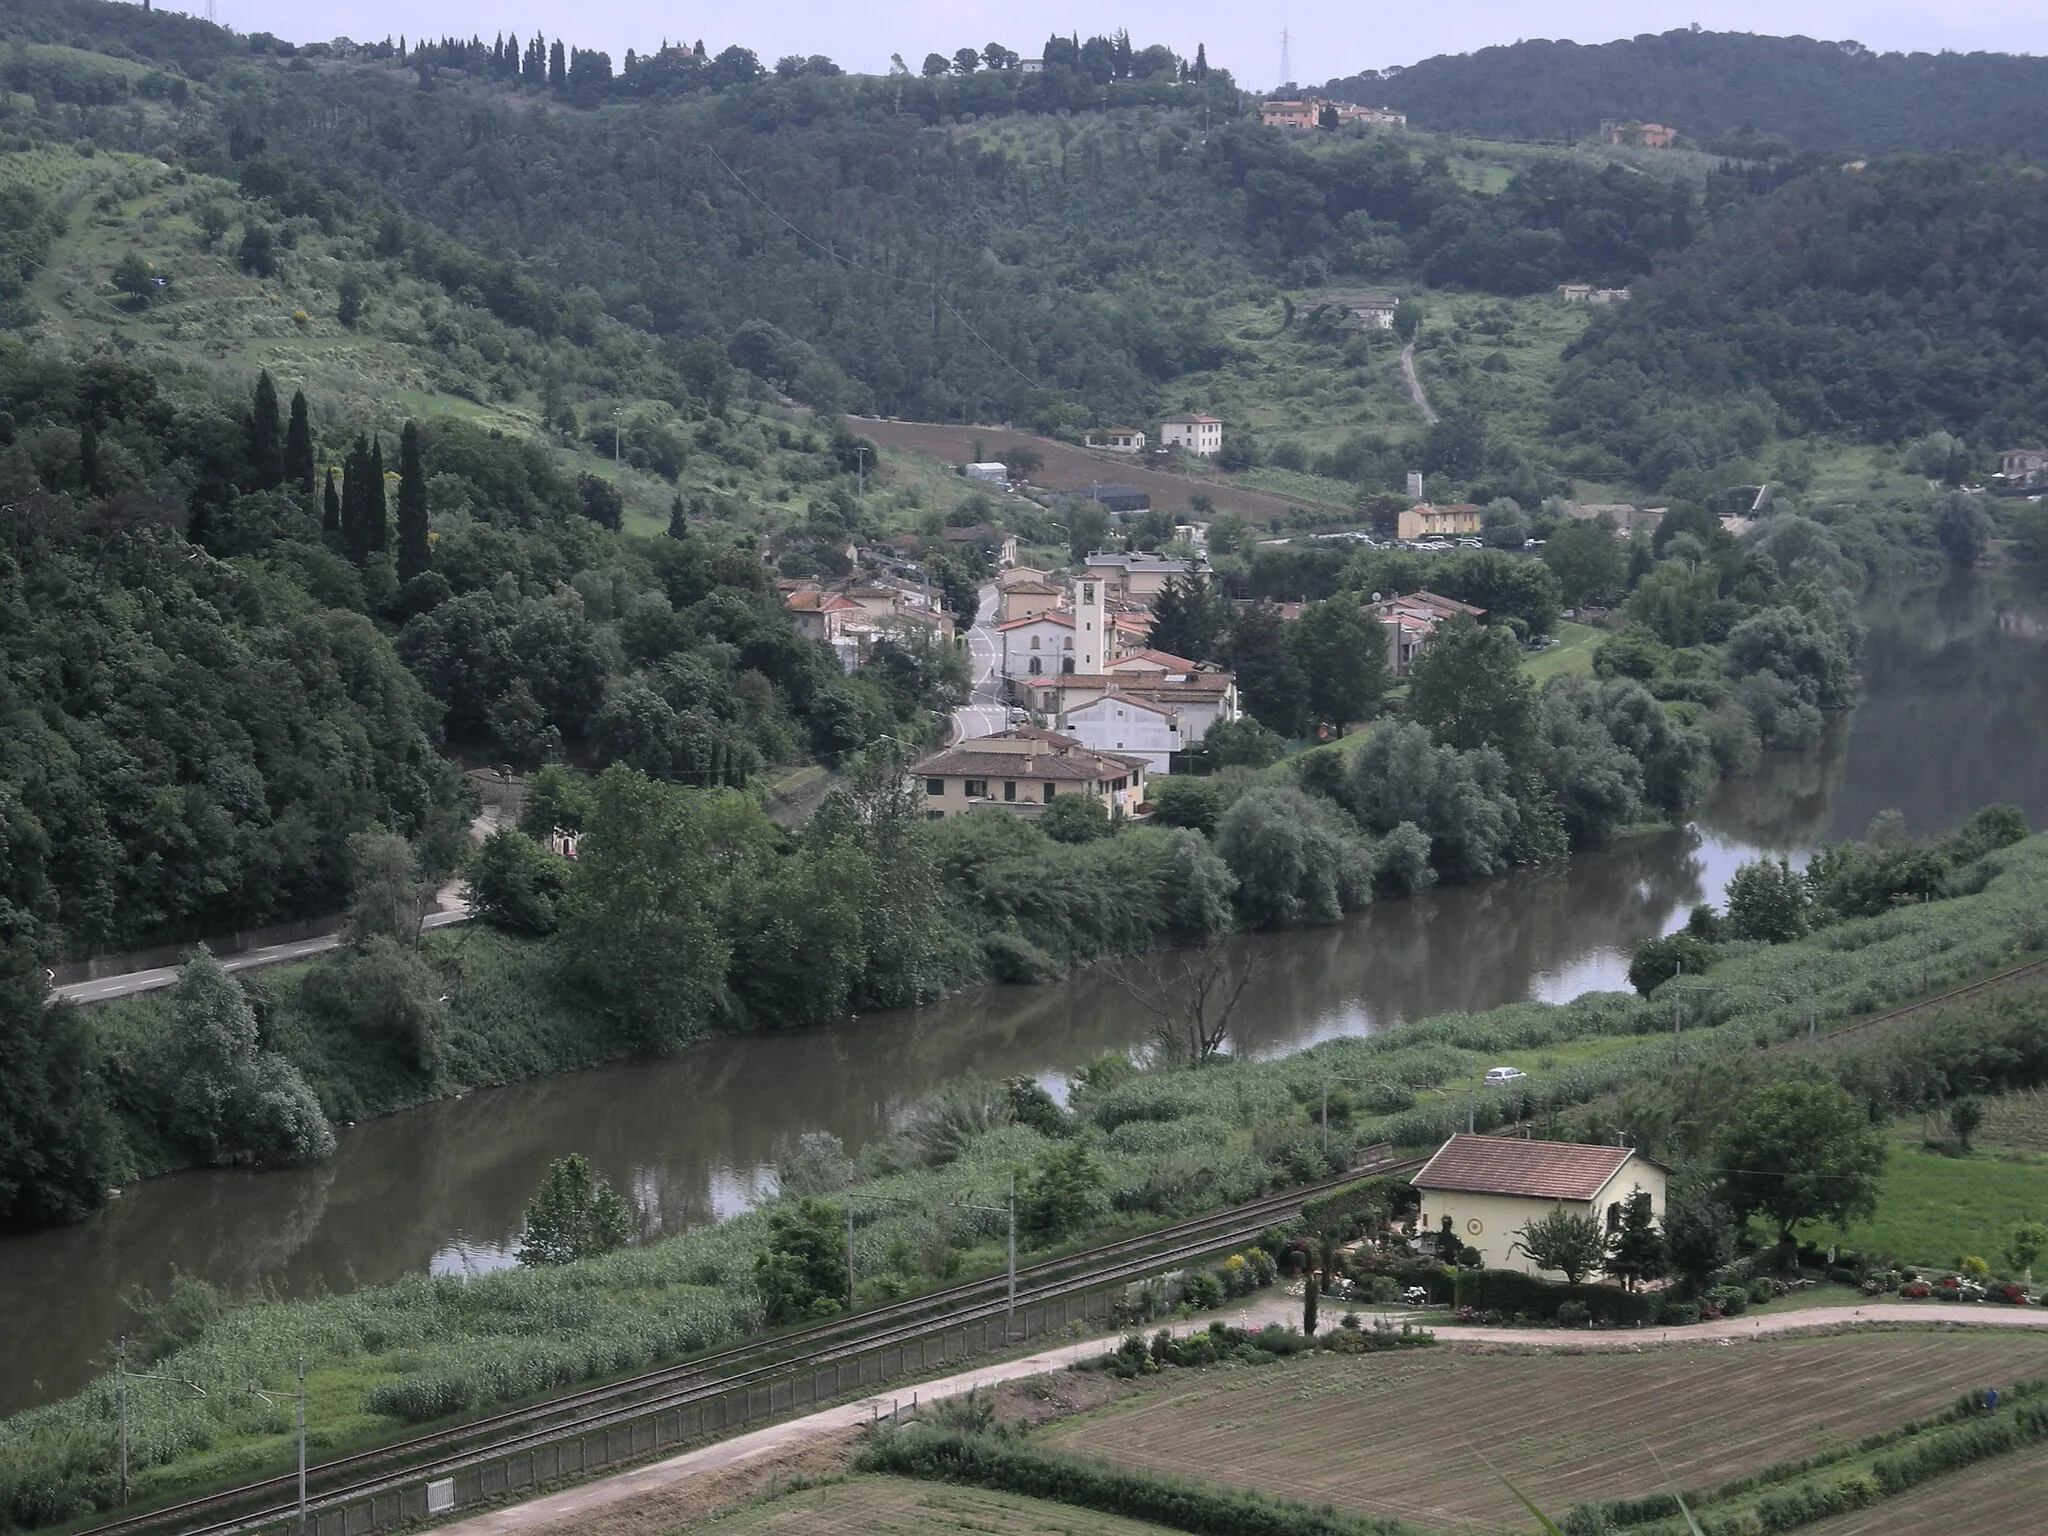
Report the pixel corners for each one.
[962,462,1009,483]
[1159,414,1223,456]
[1089,428,1146,454]
[996,611,1076,682]
[1056,691,1184,773]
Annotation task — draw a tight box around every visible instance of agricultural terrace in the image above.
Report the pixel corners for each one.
[712,1477,1177,1534]
[1799,1446,2044,1536]
[1042,1333,2048,1534]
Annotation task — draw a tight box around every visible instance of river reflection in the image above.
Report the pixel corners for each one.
[2,574,2045,1415]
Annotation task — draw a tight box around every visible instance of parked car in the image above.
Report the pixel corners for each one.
[1484,1066,1527,1085]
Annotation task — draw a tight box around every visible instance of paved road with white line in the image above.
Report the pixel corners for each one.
[953,582,1008,741]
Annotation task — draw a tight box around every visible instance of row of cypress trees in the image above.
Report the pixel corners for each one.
[249,369,430,580]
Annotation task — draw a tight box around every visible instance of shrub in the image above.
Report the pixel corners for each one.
[1659,1300,1702,1325]
[1555,1300,1590,1327]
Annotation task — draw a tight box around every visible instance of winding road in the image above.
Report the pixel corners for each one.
[952,582,1008,742]
[1400,340,1438,426]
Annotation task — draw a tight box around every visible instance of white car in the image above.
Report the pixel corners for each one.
[1484,1066,1527,1085]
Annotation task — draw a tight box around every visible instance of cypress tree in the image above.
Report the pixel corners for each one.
[78,423,99,496]
[667,493,690,540]
[249,370,283,490]
[548,39,566,89]
[366,437,389,552]
[322,468,341,537]
[284,389,315,491]
[396,421,430,582]
[1302,1260,1319,1336]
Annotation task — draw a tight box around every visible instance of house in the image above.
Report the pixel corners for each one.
[912,729,1147,819]
[1056,690,1184,772]
[1600,120,1675,149]
[1088,428,1146,454]
[1019,667,1238,744]
[1559,284,1631,304]
[1083,551,1199,602]
[1997,449,2048,491]
[1107,647,1199,676]
[1159,414,1224,456]
[1396,503,1482,541]
[997,610,1078,681]
[1412,1134,1669,1276]
[1019,58,1043,73]
[784,589,864,645]
[998,565,1054,590]
[1368,590,1486,675]
[942,524,1019,568]
[1330,295,1400,330]
[1259,100,1317,131]
[998,579,1066,624]
[1261,99,1404,132]
[962,461,1010,483]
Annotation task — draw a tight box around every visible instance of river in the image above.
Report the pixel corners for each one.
[3,574,2045,1417]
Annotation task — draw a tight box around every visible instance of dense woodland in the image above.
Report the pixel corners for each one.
[1325,29,2048,156]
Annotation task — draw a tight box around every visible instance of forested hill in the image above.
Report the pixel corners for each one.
[1550,155,2048,493]
[1325,30,2048,156]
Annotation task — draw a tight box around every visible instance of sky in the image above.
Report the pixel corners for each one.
[181,1,2041,88]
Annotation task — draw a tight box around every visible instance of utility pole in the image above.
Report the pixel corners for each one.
[845,1200,857,1312]
[1320,1078,1329,1158]
[1006,1174,1017,1336]
[1466,1054,1476,1135]
[854,444,868,517]
[117,1337,207,1507]
[246,1361,308,1536]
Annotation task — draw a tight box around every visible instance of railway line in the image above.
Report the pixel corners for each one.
[81,1153,1424,1536]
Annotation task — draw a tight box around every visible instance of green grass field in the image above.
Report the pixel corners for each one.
[1522,620,1605,683]
[1805,1130,2048,1272]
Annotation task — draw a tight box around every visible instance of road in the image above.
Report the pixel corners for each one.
[433,1296,2048,1536]
[1400,340,1439,426]
[53,909,471,1005]
[952,582,1008,742]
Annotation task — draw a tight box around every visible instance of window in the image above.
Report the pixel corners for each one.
[926,778,945,796]
[1030,635,1040,649]
[1028,657,1042,675]
[925,810,944,821]
[1061,657,1074,674]
[1063,637,1073,649]
[1003,781,1016,802]
[964,779,988,798]
[1606,1202,1622,1234]
[1043,783,1056,802]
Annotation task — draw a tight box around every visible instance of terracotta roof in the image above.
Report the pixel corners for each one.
[1110,649,1198,671]
[785,591,862,614]
[1413,1135,1650,1202]
[912,731,1145,783]
[997,611,1075,631]
[1162,414,1222,425]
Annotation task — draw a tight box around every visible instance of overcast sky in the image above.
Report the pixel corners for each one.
[184,2,2040,88]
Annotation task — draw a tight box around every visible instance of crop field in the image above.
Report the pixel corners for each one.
[1797,1444,2046,1536]
[1041,1333,2048,1534]
[710,1476,1176,1534]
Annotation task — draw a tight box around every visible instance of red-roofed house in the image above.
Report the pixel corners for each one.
[910,730,1148,819]
[1412,1134,1668,1276]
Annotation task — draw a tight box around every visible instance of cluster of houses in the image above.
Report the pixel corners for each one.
[1259,97,1407,131]
[1995,448,2048,494]
[1599,119,1676,148]
[1558,284,1631,305]
[780,568,957,673]
[1085,414,1226,458]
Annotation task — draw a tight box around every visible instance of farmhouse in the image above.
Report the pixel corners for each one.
[911,729,1147,820]
[1330,294,1400,330]
[1396,502,1481,541]
[1088,428,1146,454]
[1413,1134,1668,1276]
[1159,414,1224,456]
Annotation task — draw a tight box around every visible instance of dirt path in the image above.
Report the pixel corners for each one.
[433,1297,2048,1536]
[1400,341,1438,425]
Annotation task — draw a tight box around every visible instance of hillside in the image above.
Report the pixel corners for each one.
[1325,29,2048,156]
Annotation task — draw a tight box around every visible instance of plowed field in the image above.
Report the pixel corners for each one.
[713,1475,1176,1534]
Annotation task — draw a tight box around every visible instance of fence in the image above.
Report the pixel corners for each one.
[221,1285,1121,1536]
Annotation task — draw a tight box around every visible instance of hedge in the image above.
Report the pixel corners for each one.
[1452,1268,1663,1325]
[860,1427,1421,1536]
[1301,1176,1414,1235]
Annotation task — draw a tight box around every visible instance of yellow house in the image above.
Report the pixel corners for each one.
[1412,1135,1668,1277]
[1396,503,1482,541]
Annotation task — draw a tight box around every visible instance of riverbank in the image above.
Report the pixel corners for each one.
[5,836,2046,1525]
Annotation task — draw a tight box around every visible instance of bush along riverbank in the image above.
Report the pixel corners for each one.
[4,827,2048,1527]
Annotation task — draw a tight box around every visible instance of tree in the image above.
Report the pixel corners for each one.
[1511,1205,1606,1283]
[2005,1221,2047,1282]
[1226,601,1309,737]
[1040,792,1111,843]
[555,767,732,1052]
[248,370,283,491]
[322,468,340,537]
[112,252,156,300]
[345,830,427,949]
[337,272,363,329]
[1933,492,1991,566]
[1303,1264,1320,1334]
[155,950,333,1168]
[396,420,431,582]
[1290,597,1391,728]
[548,38,566,89]
[1542,515,1627,607]
[1348,720,1515,883]
[1109,939,1260,1066]
[1148,572,1225,662]
[1017,1137,1105,1244]
[1149,775,1225,833]
[1662,1180,1736,1295]
[1214,786,1373,927]
[1605,1187,1666,1290]
[237,222,277,278]
[780,1131,857,1196]
[517,1153,632,1266]
[1949,1095,1985,1153]
[1723,856,1810,942]
[465,828,568,935]
[1480,497,1531,549]
[952,47,981,75]
[1406,615,1540,770]
[0,941,119,1231]
[284,389,315,491]
[1715,1081,1886,1249]
[1626,931,1716,995]
[921,52,950,78]
[755,1198,847,1321]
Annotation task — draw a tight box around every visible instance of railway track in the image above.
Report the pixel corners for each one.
[83,1154,1423,1536]
[1779,955,2048,1048]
